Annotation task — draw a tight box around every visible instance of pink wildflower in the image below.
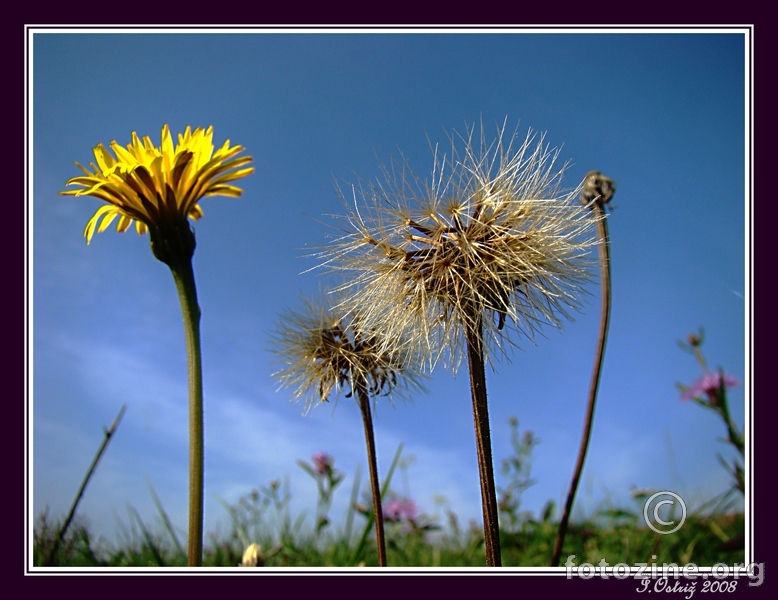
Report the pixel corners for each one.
[681,372,740,402]
[312,452,332,476]
[384,497,418,523]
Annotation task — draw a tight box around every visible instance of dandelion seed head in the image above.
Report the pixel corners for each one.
[320,120,600,372]
[271,291,426,414]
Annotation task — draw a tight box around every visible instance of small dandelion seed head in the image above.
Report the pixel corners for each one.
[319,119,600,372]
[271,289,426,414]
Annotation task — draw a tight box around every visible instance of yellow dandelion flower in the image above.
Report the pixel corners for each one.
[60,124,254,265]
[60,124,253,565]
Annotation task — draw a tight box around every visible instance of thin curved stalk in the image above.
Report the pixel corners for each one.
[466,314,502,567]
[170,258,204,567]
[551,193,611,567]
[46,405,127,565]
[356,383,387,566]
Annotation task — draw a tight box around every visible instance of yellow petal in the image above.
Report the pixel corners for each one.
[111,140,137,165]
[161,124,174,159]
[63,124,253,245]
[116,214,133,233]
[143,135,156,154]
[84,204,118,243]
[130,132,145,161]
[188,204,204,220]
[204,184,244,197]
[93,144,115,174]
[212,139,238,160]
[96,210,119,233]
[212,165,255,185]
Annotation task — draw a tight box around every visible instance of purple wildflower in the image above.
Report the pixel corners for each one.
[312,452,332,476]
[681,372,740,402]
[384,497,418,523]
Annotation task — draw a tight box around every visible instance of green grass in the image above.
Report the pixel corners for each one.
[33,414,744,568]
[33,502,745,568]
[33,451,745,568]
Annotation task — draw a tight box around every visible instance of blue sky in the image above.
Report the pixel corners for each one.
[29,28,749,552]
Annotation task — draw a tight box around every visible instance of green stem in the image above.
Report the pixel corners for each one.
[356,383,387,566]
[551,200,611,567]
[465,315,502,567]
[169,258,204,567]
[715,377,744,456]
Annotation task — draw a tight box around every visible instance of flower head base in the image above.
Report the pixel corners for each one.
[681,371,740,405]
[272,292,425,413]
[323,121,598,370]
[60,125,254,265]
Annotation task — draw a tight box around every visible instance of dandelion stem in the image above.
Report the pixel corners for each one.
[169,257,204,567]
[551,178,612,567]
[466,314,502,567]
[356,381,387,566]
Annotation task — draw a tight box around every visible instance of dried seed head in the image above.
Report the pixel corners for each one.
[320,120,600,372]
[581,170,616,209]
[271,290,426,413]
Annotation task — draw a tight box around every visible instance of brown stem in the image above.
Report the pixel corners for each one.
[46,405,127,566]
[465,315,502,567]
[551,199,611,567]
[356,383,387,566]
